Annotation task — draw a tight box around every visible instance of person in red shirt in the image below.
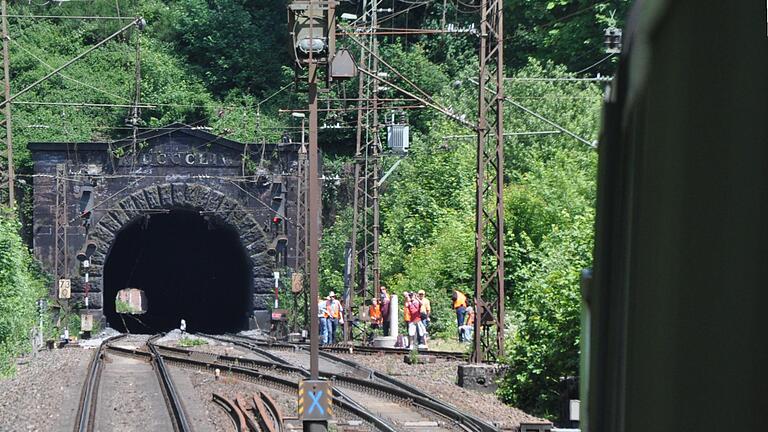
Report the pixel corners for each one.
[380,286,391,336]
[405,292,427,348]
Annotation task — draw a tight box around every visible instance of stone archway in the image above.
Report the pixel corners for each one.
[82,183,272,329]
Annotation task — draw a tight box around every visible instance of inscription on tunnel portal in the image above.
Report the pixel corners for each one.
[136,145,241,167]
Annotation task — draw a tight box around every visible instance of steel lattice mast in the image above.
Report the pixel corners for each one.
[348,0,381,340]
[295,140,309,327]
[473,0,505,363]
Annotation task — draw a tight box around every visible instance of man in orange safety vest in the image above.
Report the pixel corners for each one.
[452,290,468,342]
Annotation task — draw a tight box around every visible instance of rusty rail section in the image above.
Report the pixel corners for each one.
[73,334,126,432]
[257,391,283,432]
[212,393,248,432]
[234,396,262,432]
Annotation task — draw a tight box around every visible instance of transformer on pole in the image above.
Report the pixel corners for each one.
[473,0,505,363]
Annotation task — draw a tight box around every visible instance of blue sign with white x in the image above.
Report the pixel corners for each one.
[308,390,325,415]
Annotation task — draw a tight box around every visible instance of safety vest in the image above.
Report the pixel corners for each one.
[369,304,382,323]
[327,299,342,319]
[453,291,467,309]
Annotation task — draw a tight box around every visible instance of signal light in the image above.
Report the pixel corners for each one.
[272,216,282,224]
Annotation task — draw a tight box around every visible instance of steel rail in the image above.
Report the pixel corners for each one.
[206,335,496,432]
[315,349,498,432]
[106,344,396,432]
[154,342,390,428]
[216,333,469,360]
[256,391,283,432]
[212,393,248,432]
[73,334,126,432]
[235,396,262,432]
[147,335,193,432]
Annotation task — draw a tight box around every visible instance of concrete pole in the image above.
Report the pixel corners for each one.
[389,295,398,338]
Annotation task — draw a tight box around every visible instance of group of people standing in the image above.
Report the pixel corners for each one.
[316,287,474,347]
[367,286,432,349]
[317,291,344,345]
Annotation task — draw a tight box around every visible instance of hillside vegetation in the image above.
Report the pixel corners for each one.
[0,0,628,418]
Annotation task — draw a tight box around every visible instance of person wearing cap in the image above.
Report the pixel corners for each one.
[326,292,344,344]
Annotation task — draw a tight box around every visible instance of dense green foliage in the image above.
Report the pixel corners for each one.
[317,52,602,418]
[0,212,47,376]
[0,0,627,418]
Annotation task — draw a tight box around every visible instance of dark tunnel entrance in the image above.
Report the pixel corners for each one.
[104,209,253,333]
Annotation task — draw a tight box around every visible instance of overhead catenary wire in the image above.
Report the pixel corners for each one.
[468,78,597,148]
[359,67,475,129]
[505,76,612,82]
[573,53,616,74]
[1,14,137,20]
[14,101,155,108]
[10,38,133,103]
[0,18,141,108]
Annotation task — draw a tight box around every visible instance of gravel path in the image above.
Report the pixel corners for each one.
[0,348,92,432]
[336,353,545,430]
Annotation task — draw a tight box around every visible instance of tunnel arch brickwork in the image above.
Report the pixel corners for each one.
[29,125,300,330]
[85,183,274,321]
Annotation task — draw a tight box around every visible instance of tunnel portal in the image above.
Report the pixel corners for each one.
[29,125,297,330]
[103,209,253,333]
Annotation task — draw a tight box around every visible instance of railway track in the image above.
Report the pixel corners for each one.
[203,334,498,432]
[73,334,125,432]
[110,339,389,431]
[226,334,468,361]
[85,333,498,431]
[73,334,192,432]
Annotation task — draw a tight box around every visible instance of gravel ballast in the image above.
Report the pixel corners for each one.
[0,348,92,431]
[337,353,545,430]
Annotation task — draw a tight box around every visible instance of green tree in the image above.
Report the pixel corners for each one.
[163,0,291,97]
[503,0,631,73]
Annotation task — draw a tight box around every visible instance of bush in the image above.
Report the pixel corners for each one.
[0,210,48,376]
[178,336,207,347]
